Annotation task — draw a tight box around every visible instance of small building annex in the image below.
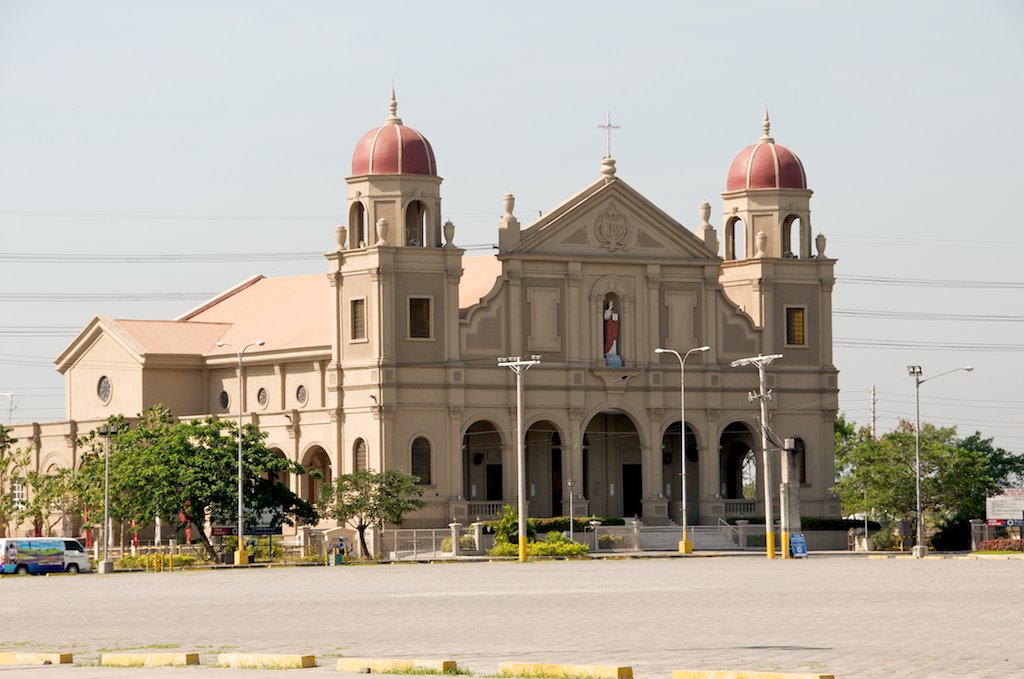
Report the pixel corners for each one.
[9,95,840,537]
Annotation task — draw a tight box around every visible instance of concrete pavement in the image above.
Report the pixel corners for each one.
[0,555,1016,678]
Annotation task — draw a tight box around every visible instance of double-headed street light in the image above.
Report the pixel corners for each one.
[217,339,265,566]
[907,364,973,558]
[498,355,541,563]
[97,422,119,574]
[655,345,710,554]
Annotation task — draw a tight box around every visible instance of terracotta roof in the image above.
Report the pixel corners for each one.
[116,319,230,354]
[186,273,332,355]
[459,255,502,313]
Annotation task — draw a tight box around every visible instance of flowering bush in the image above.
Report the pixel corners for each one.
[978,538,1024,552]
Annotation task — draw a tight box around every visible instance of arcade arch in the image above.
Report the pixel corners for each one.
[301,445,331,505]
[462,420,503,503]
[583,412,642,518]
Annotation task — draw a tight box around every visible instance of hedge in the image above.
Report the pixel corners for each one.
[978,538,1024,552]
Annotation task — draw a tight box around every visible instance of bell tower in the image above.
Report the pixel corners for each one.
[324,92,463,480]
[721,110,813,261]
[344,90,444,249]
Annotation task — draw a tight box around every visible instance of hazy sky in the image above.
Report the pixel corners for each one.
[2,2,1022,451]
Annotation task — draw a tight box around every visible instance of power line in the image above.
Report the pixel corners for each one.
[837,274,1024,289]
[836,337,1024,351]
[835,309,1024,322]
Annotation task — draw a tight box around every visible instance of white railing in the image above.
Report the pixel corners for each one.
[724,499,756,515]
[466,501,505,519]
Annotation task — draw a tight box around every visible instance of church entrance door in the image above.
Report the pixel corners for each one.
[622,464,642,518]
[583,411,642,518]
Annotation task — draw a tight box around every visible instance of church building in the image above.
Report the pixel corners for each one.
[9,94,840,537]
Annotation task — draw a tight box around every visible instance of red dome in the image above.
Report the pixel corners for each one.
[351,94,436,176]
[726,115,806,191]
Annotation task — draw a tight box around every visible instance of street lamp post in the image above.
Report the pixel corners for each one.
[498,355,541,563]
[730,353,784,560]
[655,345,710,554]
[217,339,265,566]
[97,423,118,573]
[567,479,575,542]
[907,364,973,558]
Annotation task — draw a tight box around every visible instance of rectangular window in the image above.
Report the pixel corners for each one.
[409,297,431,339]
[350,299,366,340]
[785,306,806,346]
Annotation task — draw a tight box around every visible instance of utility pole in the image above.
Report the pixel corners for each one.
[870,385,877,438]
[498,355,541,563]
[730,354,783,560]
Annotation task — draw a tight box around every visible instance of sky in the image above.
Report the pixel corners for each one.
[1,2,1023,452]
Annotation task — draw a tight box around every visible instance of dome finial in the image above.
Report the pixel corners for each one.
[759,105,774,143]
[387,87,402,125]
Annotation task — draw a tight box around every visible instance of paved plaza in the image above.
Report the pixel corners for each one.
[1,555,1018,678]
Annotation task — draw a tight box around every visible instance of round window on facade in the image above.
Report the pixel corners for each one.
[219,390,230,411]
[97,375,112,404]
[257,387,269,409]
[296,384,308,406]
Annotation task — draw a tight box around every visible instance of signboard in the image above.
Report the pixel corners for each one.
[211,524,283,537]
[986,519,1007,527]
[789,533,808,558]
[987,489,1024,520]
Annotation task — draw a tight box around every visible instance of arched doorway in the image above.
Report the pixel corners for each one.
[267,448,291,493]
[584,412,642,518]
[301,446,331,506]
[525,420,563,518]
[719,422,757,516]
[661,422,699,524]
[463,420,503,504]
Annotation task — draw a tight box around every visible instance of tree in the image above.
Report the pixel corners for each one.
[21,466,81,537]
[77,406,316,560]
[0,424,31,537]
[315,469,424,558]
[834,415,1003,546]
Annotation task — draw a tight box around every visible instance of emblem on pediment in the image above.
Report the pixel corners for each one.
[593,202,629,252]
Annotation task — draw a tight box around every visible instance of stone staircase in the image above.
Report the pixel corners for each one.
[637,524,740,551]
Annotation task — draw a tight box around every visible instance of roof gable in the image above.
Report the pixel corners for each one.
[511,177,718,261]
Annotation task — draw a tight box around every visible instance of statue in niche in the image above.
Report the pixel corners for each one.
[603,299,623,368]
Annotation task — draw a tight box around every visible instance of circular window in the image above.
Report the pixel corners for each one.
[257,387,269,409]
[97,376,112,404]
[296,385,308,406]
[219,390,230,410]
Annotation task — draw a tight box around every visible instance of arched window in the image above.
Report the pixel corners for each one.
[405,200,427,247]
[411,437,431,485]
[349,202,366,248]
[725,217,746,261]
[353,438,367,473]
[783,214,804,258]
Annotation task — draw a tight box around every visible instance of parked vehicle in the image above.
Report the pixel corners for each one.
[0,538,92,574]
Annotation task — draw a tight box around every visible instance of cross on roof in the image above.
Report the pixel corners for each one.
[598,113,620,158]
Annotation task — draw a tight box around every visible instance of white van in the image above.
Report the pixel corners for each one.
[0,538,92,574]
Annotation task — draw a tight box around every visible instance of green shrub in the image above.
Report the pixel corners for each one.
[868,529,899,551]
[484,514,625,535]
[597,534,624,550]
[440,536,477,552]
[723,516,882,531]
[116,553,197,569]
[931,517,972,551]
[487,531,589,558]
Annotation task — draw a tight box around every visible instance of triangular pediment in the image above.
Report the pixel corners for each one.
[510,177,718,260]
